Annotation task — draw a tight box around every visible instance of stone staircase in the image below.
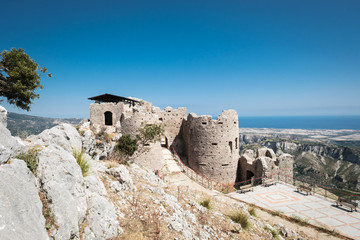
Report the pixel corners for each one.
[162,148,182,173]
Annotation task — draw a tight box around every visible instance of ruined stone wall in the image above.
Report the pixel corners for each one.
[155,107,187,150]
[120,110,159,138]
[237,148,294,184]
[182,110,239,183]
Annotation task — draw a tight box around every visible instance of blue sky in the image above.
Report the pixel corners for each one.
[1,0,359,118]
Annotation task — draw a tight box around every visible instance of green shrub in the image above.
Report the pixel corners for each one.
[199,198,211,209]
[73,150,90,177]
[137,122,164,146]
[229,210,250,229]
[16,148,39,174]
[116,135,137,156]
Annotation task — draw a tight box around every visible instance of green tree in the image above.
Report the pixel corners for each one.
[116,134,138,156]
[0,48,51,111]
[137,122,164,146]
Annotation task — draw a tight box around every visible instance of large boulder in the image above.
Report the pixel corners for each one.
[37,144,87,239]
[27,123,82,153]
[0,106,24,164]
[0,159,48,240]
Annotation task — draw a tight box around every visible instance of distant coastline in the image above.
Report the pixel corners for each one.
[238,115,360,130]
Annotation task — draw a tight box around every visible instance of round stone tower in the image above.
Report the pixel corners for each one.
[182,110,239,183]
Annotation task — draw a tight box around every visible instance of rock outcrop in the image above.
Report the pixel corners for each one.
[37,144,87,239]
[0,106,24,164]
[0,159,48,240]
[27,123,82,152]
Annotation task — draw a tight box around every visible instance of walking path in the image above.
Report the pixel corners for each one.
[229,183,360,239]
[161,148,182,173]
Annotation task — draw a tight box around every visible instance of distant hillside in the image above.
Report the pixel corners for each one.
[7,112,83,138]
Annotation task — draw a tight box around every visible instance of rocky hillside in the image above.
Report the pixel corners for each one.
[7,112,82,138]
[239,130,360,192]
[0,105,343,239]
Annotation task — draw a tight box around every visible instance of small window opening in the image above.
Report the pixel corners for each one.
[218,122,223,124]
[159,118,163,121]
[212,143,218,145]
[222,164,229,167]
[202,122,207,125]
[229,141,233,154]
[235,138,238,149]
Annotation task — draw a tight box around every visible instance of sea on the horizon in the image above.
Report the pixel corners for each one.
[238,115,360,130]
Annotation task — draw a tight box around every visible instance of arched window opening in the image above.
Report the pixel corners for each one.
[104,111,113,126]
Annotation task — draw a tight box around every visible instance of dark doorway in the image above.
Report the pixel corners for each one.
[246,170,254,181]
[104,111,113,126]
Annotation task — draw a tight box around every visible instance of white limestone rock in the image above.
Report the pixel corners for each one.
[85,194,123,238]
[27,123,82,153]
[0,159,48,240]
[0,122,24,165]
[106,165,135,191]
[37,144,87,239]
[84,175,107,196]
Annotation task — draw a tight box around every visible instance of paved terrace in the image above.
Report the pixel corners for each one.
[228,183,360,240]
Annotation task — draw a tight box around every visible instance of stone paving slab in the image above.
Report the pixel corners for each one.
[229,183,360,239]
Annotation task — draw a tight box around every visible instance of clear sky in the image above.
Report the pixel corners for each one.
[1,0,359,118]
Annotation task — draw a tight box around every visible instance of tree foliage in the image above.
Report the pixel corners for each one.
[0,48,51,111]
[137,122,164,146]
[116,134,138,156]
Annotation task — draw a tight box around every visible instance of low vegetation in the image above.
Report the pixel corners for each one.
[115,134,138,156]
[73,150,90,177]
[248,205,256,217]
[290,214,308,226]
[199,197,211,209]
[264,225,279,239]
[271,210,282,216]
[228,209,250,229]
[16,148,39,174]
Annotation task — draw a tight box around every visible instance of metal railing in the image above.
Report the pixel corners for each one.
[171,147,224,191]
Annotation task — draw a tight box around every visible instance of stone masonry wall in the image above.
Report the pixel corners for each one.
[154,107,187,150]
[90,102,125,129]
[182,110,239,183]
[120,111,159,138]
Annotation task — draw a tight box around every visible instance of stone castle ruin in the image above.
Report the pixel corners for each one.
[89,93,293,185]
